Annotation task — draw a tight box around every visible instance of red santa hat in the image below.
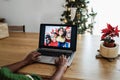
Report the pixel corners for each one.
[66,26,70,30]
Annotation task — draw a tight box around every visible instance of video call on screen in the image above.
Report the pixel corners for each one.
[44,26,71,48]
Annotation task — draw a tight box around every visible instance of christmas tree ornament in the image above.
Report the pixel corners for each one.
[64,19,68,23]
[70,0,75,2]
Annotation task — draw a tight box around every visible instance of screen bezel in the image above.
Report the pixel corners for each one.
[39,24,77,51]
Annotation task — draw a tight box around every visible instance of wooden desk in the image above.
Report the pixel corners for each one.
[0,32,120,80]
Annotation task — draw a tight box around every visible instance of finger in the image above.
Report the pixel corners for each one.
[33,51,39,54]
[60,55,64,60]
[62,55,66,60]
[63,55,67,59]
[31,51,37,54]
[35,54,41,58]
[59,55,62,60]
[35,52,41,55]
[33,52,37,56]
[34,53,41,58]
[55,58,57,63]
[62,54,64,58]
[55,57,59,64]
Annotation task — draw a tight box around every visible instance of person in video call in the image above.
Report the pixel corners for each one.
[45,33,58,47]
[50,32,58,47]
[56,27,66,47]
[64,27,71,48]
[45,34,52,46]
[0,51,68,80]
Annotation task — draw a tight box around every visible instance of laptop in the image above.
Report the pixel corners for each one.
[37,24,77,66]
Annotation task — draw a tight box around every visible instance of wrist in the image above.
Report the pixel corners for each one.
[57,66,67,72]
[22,59,30,65]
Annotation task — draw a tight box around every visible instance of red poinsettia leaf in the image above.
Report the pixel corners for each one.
[101,34,107,40]
[114,26,120,37]
[110,33,115,37]
[102,28,109,33]
[107,24,114,32]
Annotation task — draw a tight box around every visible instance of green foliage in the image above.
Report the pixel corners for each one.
[60,0,97,34]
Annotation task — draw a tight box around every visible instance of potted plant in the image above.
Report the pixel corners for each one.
[101,24,120,47]
[99,23,120,58]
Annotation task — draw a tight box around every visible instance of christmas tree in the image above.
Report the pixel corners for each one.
[60,0,97,34]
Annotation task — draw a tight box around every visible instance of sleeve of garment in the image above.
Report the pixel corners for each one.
[0,67,42,80]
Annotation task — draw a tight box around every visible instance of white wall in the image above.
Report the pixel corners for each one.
[89,0,120,35]
[0,0,65,32]
[1,0,120,34]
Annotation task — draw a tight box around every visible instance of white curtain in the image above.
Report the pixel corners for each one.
[89,0,120,35]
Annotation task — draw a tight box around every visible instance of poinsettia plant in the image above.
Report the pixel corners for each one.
[101,24,120,46]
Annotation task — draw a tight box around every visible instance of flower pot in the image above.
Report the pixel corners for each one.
[100,42,119,58]
[103,41,115,48]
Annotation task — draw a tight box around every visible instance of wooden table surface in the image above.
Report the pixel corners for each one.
[0,32,120,80]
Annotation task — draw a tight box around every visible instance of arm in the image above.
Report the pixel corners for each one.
[3,51,41,72]
[50,55,68,80]
[0,51,42,80]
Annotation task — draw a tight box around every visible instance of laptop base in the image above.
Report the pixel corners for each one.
[37,53,75,66]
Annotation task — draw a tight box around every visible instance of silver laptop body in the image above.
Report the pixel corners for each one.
[37,48,75,66]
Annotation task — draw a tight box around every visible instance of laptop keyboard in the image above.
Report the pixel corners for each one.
[37,48,72,57]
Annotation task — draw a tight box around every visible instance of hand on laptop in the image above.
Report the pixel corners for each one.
[24,51,41,65]
[55,55,68,71]
[50,55,68,80]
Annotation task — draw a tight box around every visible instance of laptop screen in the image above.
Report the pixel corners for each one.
[44,26,71,48]
[39,24,77,51]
